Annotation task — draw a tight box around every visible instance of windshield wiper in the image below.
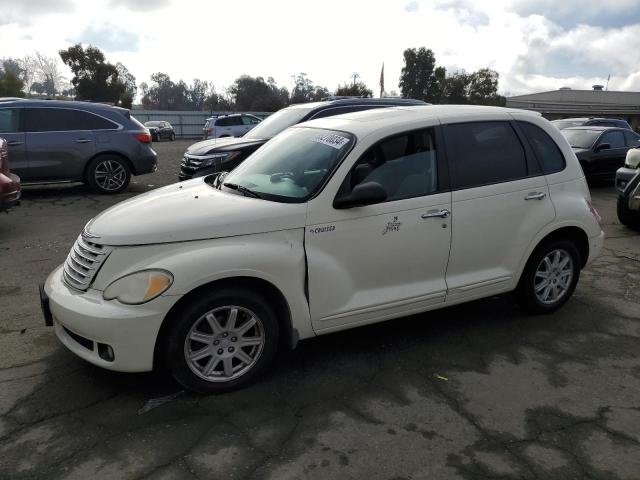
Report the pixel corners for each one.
[222,182,262,199]
[215,171,229,189]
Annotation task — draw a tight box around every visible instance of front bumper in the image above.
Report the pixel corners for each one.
[615,167,639,193]
[44,265,181,372]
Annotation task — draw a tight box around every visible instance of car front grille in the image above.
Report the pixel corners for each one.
[62,235,113,290]
[180,154,204,177]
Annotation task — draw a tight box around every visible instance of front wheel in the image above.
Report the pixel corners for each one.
[170,132,175,141]
[163,289,279,394]
[517,239,581,314]
[86,155,131,194]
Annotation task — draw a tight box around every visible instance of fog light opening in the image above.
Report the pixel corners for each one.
[98,343,115,362]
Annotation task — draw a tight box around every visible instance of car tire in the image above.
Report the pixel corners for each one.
[170,132,175,141]
[86,155,131,194]
[617,195,640,230]
[163,288,280,394]
[516,239,581,314]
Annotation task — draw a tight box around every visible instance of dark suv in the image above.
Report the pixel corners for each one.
[552,117,632,130]
[179,98,427,181]
[0,99,157,193]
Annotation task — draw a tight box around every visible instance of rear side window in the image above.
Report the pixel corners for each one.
[0,108,21,133]
[444,121,527,189]
[517,121,565,174]
[216,117,230,127]
[91,114,118,130]
[25,108,98,132]
[600,130,625,149]
[624,130,640,147]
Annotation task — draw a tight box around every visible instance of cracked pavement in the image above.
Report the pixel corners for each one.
[1,140,639,479]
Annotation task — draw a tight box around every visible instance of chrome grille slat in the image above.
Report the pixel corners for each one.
[63,235,113,290]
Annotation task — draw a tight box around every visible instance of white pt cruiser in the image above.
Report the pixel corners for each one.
[43,106,605,393]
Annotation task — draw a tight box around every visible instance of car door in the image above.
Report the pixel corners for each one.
[442,120,556,302]
[215,117,234,137]
[592,130,627,175]
[305,126,452,332]
[24,108,96,182]
[0,107,27,179]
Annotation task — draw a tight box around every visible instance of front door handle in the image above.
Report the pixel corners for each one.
[525,192,546,201]
[422,209,450,219]
[7,141,23,146]
[76,139,92,144]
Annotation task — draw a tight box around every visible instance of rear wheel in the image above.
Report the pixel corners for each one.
[517,239,581,314]
[617,195,640,230]
[86,155,131,194]
[163,288,279,394]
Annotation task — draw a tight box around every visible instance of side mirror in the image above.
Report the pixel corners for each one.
[595,143,611,152]
[333,181,387,209]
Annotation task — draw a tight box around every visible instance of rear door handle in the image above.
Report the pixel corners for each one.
[525,192,546,200]
[7,141,23,146]
[422,209,450,219]
[76,139,92,144]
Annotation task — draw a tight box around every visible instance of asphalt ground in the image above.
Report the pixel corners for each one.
[1,139,639,479]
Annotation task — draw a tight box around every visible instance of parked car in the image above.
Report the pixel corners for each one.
[616,148,640,229]
[180,97,427,181]
[42,105,604,393]
[144,121,175,141]
[0,98,157,194]
[561,126,640,179]
[552,117,632,130]
[202,114,262,140]
[0,137,20,212]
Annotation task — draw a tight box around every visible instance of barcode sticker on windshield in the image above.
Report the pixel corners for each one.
[312,133,350,149]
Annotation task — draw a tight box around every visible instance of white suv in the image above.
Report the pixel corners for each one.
[202,114,262,139]
[42,106,605,393]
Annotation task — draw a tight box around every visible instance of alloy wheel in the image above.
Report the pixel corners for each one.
[94,160,127,191]
[534,249,574,305]
[184,305,265,382]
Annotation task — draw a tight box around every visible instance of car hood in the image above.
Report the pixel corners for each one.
[85,178,307,246]
[186,136,267,155]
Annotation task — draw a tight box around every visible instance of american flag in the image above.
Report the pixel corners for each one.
[379,63,385,97]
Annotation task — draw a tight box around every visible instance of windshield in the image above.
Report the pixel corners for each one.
[562,129,601,149]
[145,121,162,127]
[221,127,355,202]
[244,107,312,139]
[552,120,585,130]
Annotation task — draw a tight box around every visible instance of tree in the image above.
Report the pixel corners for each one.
[35,52,66,97]
[19,55,38,94]
[115,62,136,108]
[335,81,373,97]
[59,44,126,104]
[399,47,439,102]
[229,75,288,111]
[467,68,505,106]
[290,73,329,103]
[188,79,210,110]
[0,59,25,97]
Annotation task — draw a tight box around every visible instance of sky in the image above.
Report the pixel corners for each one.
[2,0,640,99]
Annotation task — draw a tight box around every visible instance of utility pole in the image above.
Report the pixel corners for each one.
[350,72,360,86]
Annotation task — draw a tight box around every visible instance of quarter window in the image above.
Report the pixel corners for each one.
[91,114,118,130]
[0,108,21,133]
[600,130,625,149]
[517,121,565,174]
[444,121,527,189]
[348,128,438,202]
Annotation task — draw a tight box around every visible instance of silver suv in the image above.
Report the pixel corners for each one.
[202,114,261,139]
[0,99,157,194]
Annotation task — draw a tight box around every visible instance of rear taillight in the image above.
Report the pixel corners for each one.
[587,200,602,225]
[208,128,214,134]
[135,132,152,144]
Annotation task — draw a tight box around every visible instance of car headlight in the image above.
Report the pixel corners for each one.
[103,269,173,305]
[200,151,240,168]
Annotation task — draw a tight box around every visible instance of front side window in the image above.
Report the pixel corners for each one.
[518,121,565,174]
[444,121,527,189]
[25,108,97,132]
[346,128,438,202]
[0,108,21,133]
[221,127,354,202]
[600,130,625,149]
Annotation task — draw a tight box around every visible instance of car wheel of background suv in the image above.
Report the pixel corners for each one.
[170,133,175,141]
[86,155,131,194]
[617,195,640,230]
